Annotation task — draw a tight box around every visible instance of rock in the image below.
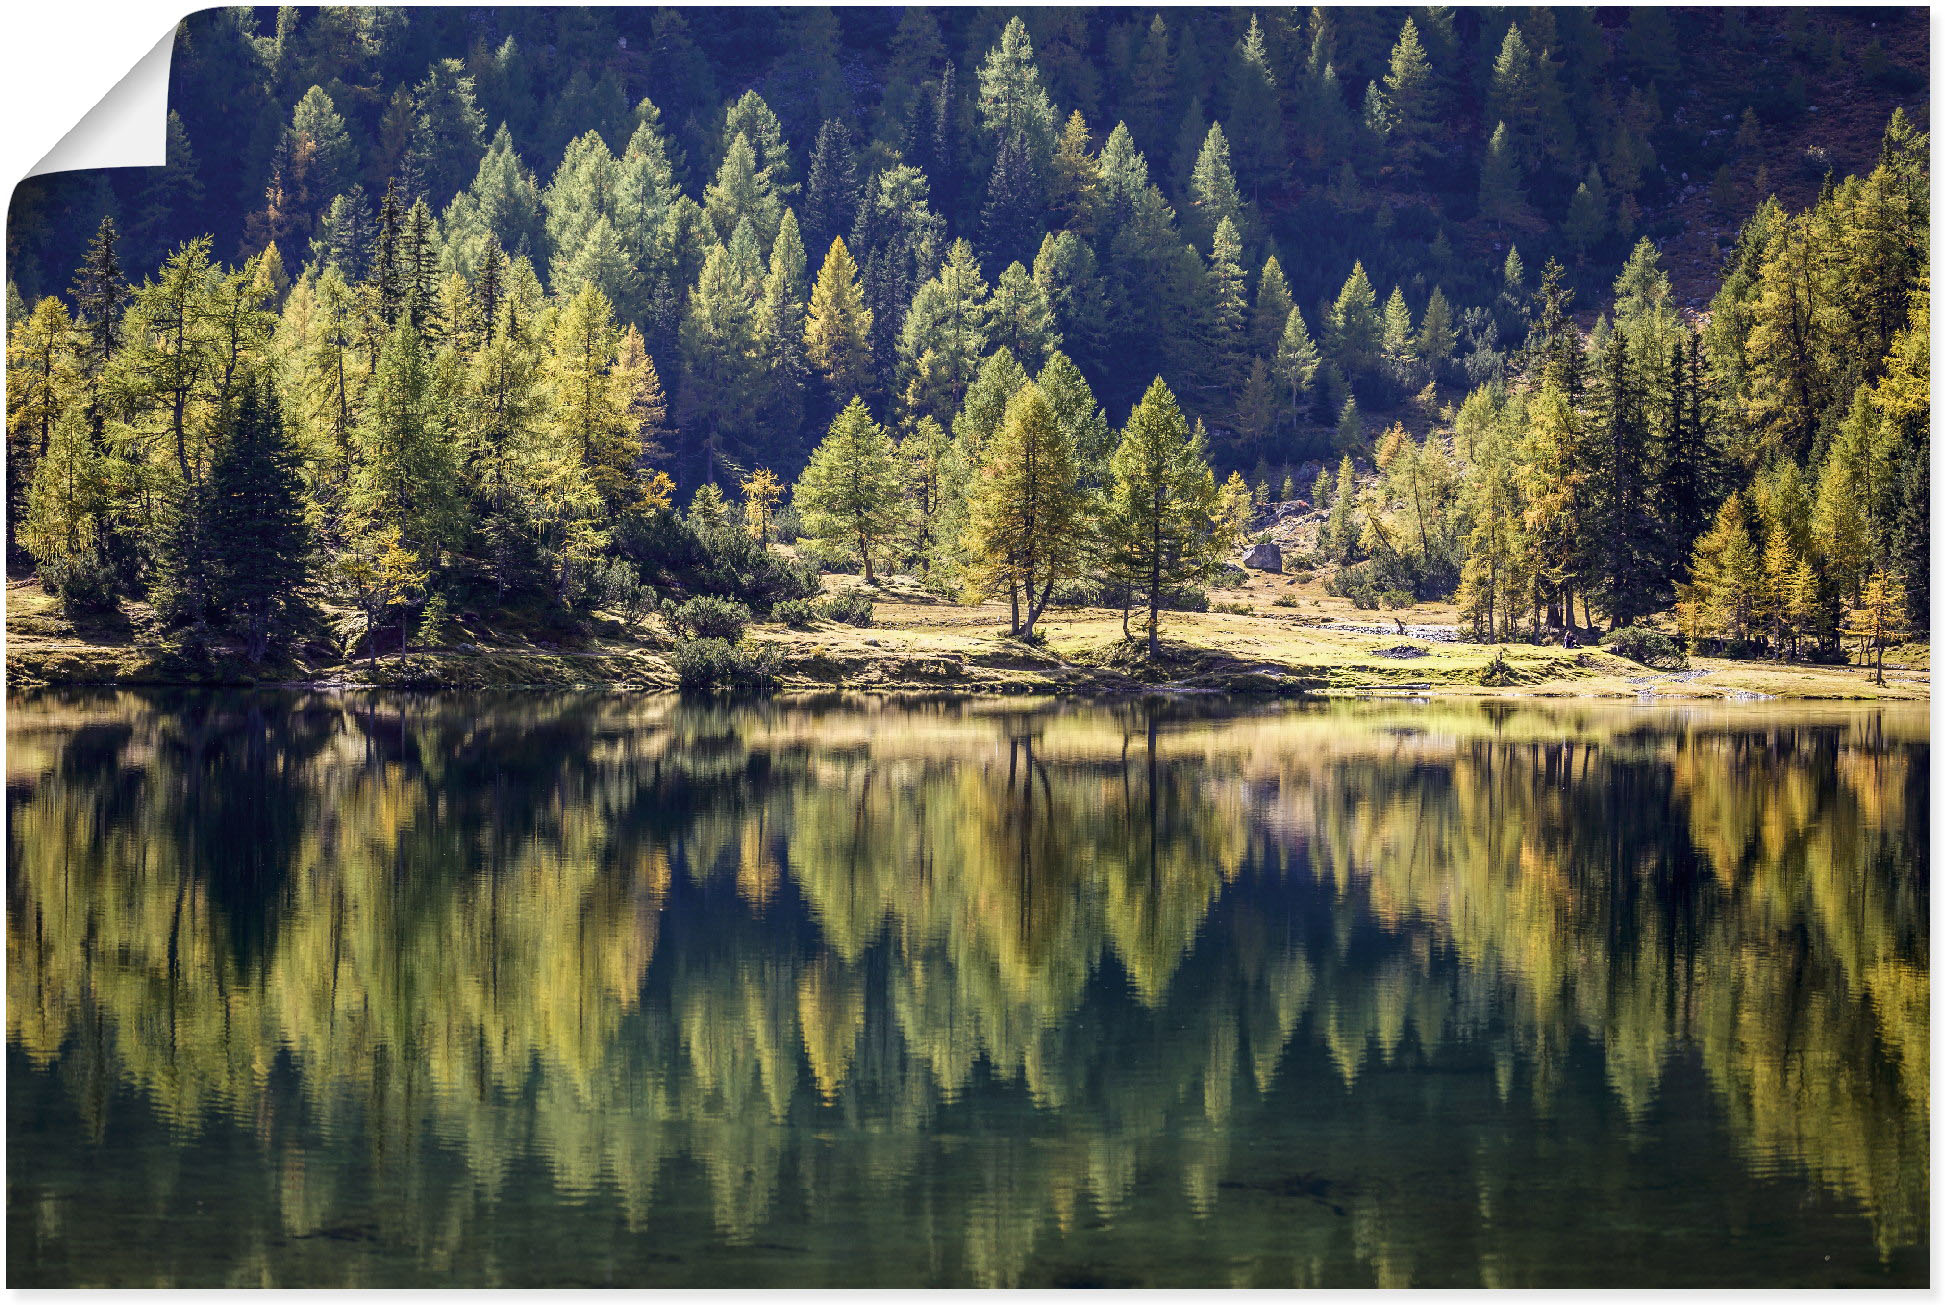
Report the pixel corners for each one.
[1243,541,1284,572]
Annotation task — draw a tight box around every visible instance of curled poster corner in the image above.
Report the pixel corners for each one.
[27,27,177,179]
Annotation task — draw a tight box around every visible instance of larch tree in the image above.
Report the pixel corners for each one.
[805,235,875,403]
[1100,377,1219,656]
[966,381,1085,638]
[795,397,903,583]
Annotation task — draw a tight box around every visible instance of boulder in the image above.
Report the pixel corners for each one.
[1242,540,1283,572]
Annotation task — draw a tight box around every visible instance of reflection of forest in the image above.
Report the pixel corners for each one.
[7,693,1928,1285]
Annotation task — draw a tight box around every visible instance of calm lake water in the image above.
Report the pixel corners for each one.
[6,691,1928,1287]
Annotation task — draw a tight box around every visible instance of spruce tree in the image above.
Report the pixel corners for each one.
[1591,327,1660,625]
[979,129,1045,272]
[802,119,861,256]
[203,380,312,661]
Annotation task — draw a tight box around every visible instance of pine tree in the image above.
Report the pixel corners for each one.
[795,397,903,582]
[408,59,488,205]
[202,379,312,661]
[754,208,810,454]
[548,284,641,509]
[1417,287,1457,378]
[1563,164,1609,259]
[1215,469,1255,556]
[897,414,956,578]
[1335,394,1363,454]
[20,410,111,612]
[443,126,546,284]
[1486,22,1540,164]
[1380,287,1421,394]
[70,216,130,398]
[1654,333,1716,581]
[967,382,1086,638]
[952,348,1031,467]
[1679,492,1762,650]
[900,239,991,424]
[703,133,786,253]
[1099,377,1219,656]
[1048,110,1101,235]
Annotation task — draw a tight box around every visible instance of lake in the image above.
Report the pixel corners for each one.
[6,691,1928,1287]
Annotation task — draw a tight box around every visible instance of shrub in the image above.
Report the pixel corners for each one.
[664,595,751,641]
[772,597,817,628]
[815,590,875,626]
[617,509,818,613]
[1212,600,1253,616]
[1600,625,1689,670]
[670,637,780,692]
[1479,649,1516,686]
[593,557,656,631]
[1159,584,1209,613]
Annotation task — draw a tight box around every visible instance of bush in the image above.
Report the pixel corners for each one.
[1600,625,1689,670]
[1212,600,1253,616]
[592,557,656,630]
[772,597,817,628]
[1159,584,1209,613]
[670,637,780,692]
[815,590,874,626]
[617,508,818,614]
[664,595,750,642]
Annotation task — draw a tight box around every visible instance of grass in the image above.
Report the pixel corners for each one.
[5,571,1929,701]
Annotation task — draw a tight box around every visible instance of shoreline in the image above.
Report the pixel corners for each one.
[10,578,1927,703]
[7,626,1927,703]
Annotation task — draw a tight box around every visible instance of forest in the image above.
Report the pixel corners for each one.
[3,6,1931,684]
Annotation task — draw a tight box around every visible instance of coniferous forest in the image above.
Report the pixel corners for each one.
[4,6,1931,689]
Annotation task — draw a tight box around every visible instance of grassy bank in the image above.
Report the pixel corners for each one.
[8,571,1927,701]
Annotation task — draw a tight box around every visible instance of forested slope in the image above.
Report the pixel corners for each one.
[3,7,1930,682]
